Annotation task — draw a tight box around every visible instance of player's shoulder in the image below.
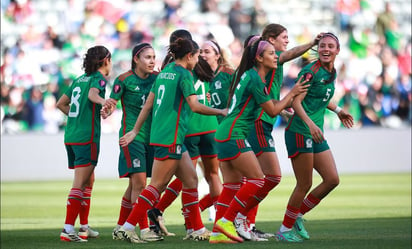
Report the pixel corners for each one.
[117,70,134,82]
[220,66,235,75]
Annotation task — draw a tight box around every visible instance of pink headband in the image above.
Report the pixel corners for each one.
[321,33,340,48]
[203,40,220,54]
[134,45,152,59]
[247,35,260,47]
[256,40,271,57]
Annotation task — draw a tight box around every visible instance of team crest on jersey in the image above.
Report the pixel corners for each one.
[269,138,275,147]
[114,84,121,93]
[99,80,106,87]
[133,158,141,168]
[263,86,269,95]
[215,81,222,89]
[176,145,182,154]
[306,139,313,148]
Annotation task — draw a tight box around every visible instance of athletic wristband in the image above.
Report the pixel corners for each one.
[333,106,342,114]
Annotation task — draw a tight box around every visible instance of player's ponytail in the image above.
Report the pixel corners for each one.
[83,45,111,75]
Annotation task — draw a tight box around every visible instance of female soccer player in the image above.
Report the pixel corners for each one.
[234,25,324,241]
[275,33,354,242]
[178,39,234,237]
[103,43,163,242]
[116,38,226,243]
[210,39,309,244]
[56,45,113,242]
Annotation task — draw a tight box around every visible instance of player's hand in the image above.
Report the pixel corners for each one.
[280,109,294,122]
[291,75,310,97]
[220,108,228,117]
[119,131,137,147]
[314,32,325,46]
[308,122,324,143]
[337,110,354,128]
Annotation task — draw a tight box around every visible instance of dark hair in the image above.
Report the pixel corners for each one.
[227,38,270,107]
[168,38,199,60]
[243,34,260,48]
[169,29,192,43]
[261,23,287,40]
[83,45,111,75]
[131,43,152,70]
[161,29,193,69]
[320,32,340,49]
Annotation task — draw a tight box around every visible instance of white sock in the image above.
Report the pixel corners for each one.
[194,227,205,233]
[236,212,247,219]
[64,224,75,233]
[123,222,135,231]
[279,225,292,233]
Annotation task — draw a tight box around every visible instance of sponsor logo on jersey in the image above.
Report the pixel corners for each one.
[215,81,222,89]
[133,158,141,168]
[306,139,313,148]
[114,84,121,93]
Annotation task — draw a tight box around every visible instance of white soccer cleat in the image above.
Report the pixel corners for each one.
[234,216,251,240]
[117,227,146,243]
[78,226,99,239]
[60,229,87,242]
[140,228,164,242]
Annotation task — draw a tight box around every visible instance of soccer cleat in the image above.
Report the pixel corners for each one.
[251,226,275,239]
[78,226,99,239]
[187,227,211,241]
[141,228,164,242]
[60,229,87,242]
[234,216,251,240]
[209,232,238,244]
[117,227,146,243]
[214,219,244,243]
[250,231,269,242]
[293,217,310,240]
[275,229,303,242]
[182,229,194,240]
[112,225,123,240]
[147,208,175,236]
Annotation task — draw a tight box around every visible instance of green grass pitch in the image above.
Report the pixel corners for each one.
[1,173,410,249]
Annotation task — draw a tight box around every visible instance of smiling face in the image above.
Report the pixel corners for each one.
[318,36,340,66]
[269,30,289,52]
[200,44,219,69]
[135,48,156,74]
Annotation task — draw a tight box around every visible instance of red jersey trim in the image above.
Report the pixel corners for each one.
[257,69,276,120]
[215,96,252,142]
[185,130,216,137]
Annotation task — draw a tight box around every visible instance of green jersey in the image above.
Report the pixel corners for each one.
[185,79,218,136]
[209,66,234,123]
[215,67,271,141]
[150,63,196,146]
[258,51,283,125]
[64,71,107,144]
[286,60,336,136]
[110,70,157,143]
